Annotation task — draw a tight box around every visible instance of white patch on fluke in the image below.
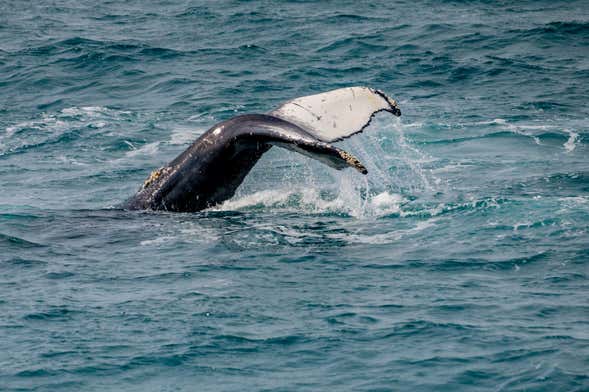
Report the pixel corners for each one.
[271,86,399,142]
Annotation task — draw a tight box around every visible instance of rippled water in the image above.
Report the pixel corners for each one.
[1,1,588,391]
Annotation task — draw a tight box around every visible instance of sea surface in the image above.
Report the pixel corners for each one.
[1,1,588,391]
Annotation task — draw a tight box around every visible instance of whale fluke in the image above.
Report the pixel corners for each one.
[125,87,401,212]
[271,86,401,142]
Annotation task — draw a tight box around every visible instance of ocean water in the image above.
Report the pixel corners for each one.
[1,0,588,390]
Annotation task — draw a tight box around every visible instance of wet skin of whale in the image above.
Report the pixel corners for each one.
[124,87,401,212]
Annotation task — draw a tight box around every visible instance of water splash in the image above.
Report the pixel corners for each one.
[217,116,438,217]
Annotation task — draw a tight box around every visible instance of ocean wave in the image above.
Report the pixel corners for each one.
[0,233,45,248]
[18,37,188,61]
[512,21,589,40]
[410,117,584,152]
[316,37,389,54]
[23,306,84,321]
[2,3,589,390]
[1,106,135,157]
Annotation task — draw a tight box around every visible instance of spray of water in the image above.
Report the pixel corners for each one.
[215,115,438,218]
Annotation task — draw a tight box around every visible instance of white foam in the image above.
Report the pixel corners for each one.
[369,192,405,215]
[504,124,542,145]
[563,130,579,152]
[462,118,556,130]
[210,189,293,211]
[61,106,130,117]
[212,187,406,219]
[333,218,438,245]
[140,224,220,246]
[140,236,175,246]
[125,142,160,157]
[401,121,425,128]
[431,162,473,174]
[463,118,585,151]
[3,106,130,141]
[557,196,589,209]
[462,118,507,126]
[169,126,205,145]
[5,125,19,138]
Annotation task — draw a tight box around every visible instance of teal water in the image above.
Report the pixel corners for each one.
[1,1,589,390]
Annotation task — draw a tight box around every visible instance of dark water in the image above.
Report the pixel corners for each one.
[1,1,589,390]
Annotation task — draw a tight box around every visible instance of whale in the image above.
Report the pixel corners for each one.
[124,86,401,212]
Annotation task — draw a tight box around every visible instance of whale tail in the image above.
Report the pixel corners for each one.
[231,114,369,175]
[126,87,401,211]
[266,86,401,173]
